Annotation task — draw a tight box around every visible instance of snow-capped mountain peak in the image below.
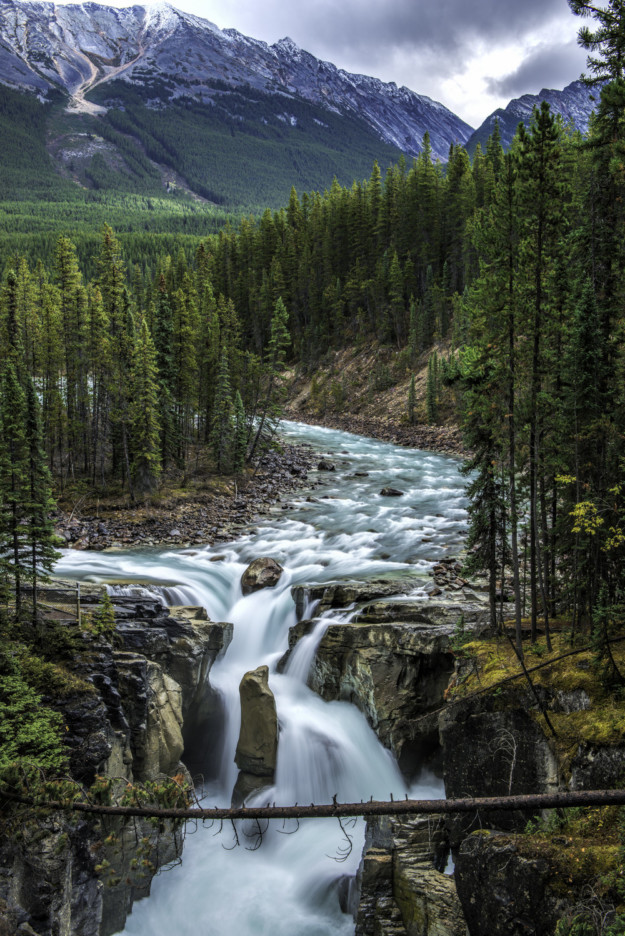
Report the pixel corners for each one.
[0,0,473,160]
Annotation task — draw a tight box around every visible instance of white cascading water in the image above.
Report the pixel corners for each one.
[54,421,468,935]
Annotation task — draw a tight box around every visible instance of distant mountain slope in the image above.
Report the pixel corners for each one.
[466,80,596,154]
[0,0,472,164]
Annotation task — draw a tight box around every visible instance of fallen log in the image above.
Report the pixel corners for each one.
[2,788,625,822]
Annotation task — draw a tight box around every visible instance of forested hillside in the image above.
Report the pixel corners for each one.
[0,69,403,217]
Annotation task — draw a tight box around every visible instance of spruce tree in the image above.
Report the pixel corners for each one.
[129,317,162,494]
[24,376,60,625]
[0,362,29,617]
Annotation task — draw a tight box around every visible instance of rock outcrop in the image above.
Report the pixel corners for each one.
[241,558,284,595]
[0,586,232,936]
[291,581,415,621]
[285,585,489,775]
[233,665,279,805]
[439,691,560,848]
[356,814,466,936]
[454,831,573,936]
[570,742,625,791]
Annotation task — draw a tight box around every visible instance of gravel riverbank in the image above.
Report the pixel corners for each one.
[54,444,316,551]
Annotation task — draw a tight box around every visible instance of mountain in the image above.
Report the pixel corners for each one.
[466,79,596,155]
[0,0,473,209]
[0,1,472,161]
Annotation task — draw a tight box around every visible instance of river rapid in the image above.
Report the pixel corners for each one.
[55,421,469,936]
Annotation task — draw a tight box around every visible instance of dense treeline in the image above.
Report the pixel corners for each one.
[193,1,623,655]
[205,136,481,362]
[0,194,240,279]
[0,226,290,500]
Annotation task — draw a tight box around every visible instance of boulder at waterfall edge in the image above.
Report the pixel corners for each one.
[235,665,279,777]
[241,557,283,595]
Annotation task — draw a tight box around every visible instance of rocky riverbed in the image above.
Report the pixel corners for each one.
[54,444,315,551]
[9,420,623,936]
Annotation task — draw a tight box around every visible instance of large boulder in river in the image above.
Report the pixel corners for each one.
[380,487,404,497]
[241,557,283,594]
[235,665,278,776]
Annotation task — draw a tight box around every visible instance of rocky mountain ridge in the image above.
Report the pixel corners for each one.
[467,78,597,154]
[0,0,471,162]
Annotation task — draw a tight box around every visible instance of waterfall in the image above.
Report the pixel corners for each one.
[53,421,468,935]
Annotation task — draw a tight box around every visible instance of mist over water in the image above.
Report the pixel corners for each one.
[55,421,468,936]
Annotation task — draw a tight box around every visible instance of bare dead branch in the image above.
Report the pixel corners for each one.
[276,817,300,835]
[222,819,240,850]
[327,816,357,863]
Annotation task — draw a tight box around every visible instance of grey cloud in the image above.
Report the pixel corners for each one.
[260,0,574,67]
[485,39,587,97]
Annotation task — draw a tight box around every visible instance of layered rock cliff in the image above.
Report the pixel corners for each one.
[0,584,232,936]
[284,581,625,936]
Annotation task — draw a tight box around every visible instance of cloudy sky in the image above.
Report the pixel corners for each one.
[68,0,589,127]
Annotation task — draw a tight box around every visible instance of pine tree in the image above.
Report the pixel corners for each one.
[54,236,87,478]
[458,347,510,638]
[37,274,64,478]
[408,298,419,367]
[232,390,247,472]
[249,297,290,461]
[465,150,524,653]
[24,376,60,625]
[210,351,234,473]
[86,284,109,485]
[426,353,438,424]
[516,103,568,645]
[98,226,134,494]
[0,362,29,617]
[129,317,162,494]
[408,374,416,425]
[387,250,405,346]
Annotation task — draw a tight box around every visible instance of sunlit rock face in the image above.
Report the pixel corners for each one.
[0,0,472,161]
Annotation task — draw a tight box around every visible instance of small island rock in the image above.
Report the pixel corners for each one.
[241,557,283,594]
